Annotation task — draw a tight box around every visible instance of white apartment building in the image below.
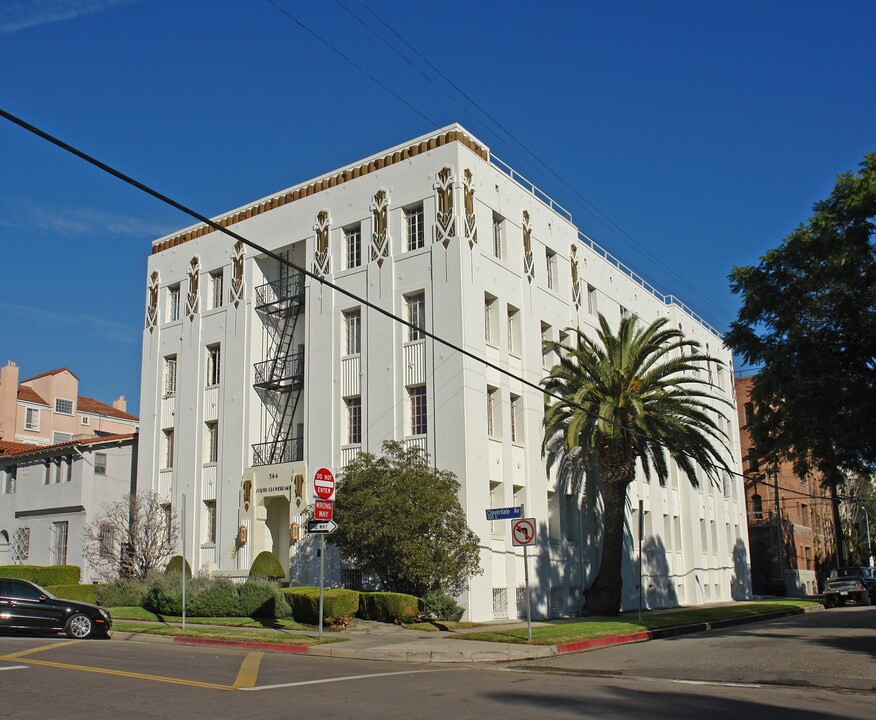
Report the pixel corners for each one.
[138,124,750,620]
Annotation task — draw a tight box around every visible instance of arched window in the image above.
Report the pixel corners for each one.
[751,494,763,520]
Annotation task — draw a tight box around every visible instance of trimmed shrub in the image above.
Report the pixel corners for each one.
[0,565,80,586]
[248,551,284,581]
[46,584,100,604]
[144,573,184,615]
[238,579,292,619]
[358,592,423,624]
[97,579,148,608]
[423,590,464,622]
[186,577,241,618]
[165,556,192,577]
[283,587,359,627]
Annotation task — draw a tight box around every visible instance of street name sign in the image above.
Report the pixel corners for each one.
[313,467,336,501]
[511,517,536,547]
[307,520,338,534]
[314,499,333,521]
[485,506,523,522]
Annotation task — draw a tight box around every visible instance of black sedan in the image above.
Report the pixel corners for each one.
[0,578,111,639]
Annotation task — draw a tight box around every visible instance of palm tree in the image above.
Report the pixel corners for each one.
[542,314,732,615]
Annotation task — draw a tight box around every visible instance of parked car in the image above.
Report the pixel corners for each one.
[823,567,875,608]
[0,578,112,638]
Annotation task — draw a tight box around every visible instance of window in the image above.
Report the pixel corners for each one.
[99,524,114,559]
[94,453,107,475]
[801,503,810,526]
[751,494,763,518]
[54,398,73,415]
[344,224,362,269]
[747,449,759,474]
[162,504,173,544]
[564,495,578,541]
[716,365,724,387]
[489,482,502,537]
[24,407,39,431]
[344,309,361,355]
[484,294,498,345]
[168,284,181,322]
[8,579,42,601]
[587,284,597,315]
[507,305,520,355]
[405,204,425,251]
[205,421,219,463]
[510,394,522,443]
[164,356,177,398]
[541,322,553,368]
[405,293,425,342]
[558,330,569,360]
[346,397,362,445]
[486,386,498,437]
[210,270,223,309]
[163,429,174,469]
[492,213,504,259]
[3,465,15,494]
[204,500,217,544]
[409,385,427,435]
[81,415,90,426]
[545,249,556,290]
[11,527,29,563]
[206,344,221,386]
[744,402,754,427]
[620,305,629,320]
[51,521,68,565]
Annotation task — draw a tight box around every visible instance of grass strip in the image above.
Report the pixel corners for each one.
[403,621,486,632]
[111,621,342,645]
[457,600,820,645]
[109,607,310,630]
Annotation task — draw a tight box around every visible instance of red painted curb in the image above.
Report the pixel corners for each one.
[555,630,652,654]
[173,637,310,654]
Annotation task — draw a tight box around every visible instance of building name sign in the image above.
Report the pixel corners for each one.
[256,484,292,495]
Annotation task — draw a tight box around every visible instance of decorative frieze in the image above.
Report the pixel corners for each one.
[186,256,200,320]
[463,169,477,248]
[434,166,456,248]
[522,211,535,284]
[145,270,159,332]
[313,210,331,277]
[230,240,245,308]
[570,244,582,309]
[370,190,390,266]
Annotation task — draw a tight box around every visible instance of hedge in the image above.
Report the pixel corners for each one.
[45,584,100,604]
[97,579,148,608]
[0,565,80,586]
[283,587,360,626]
[358,591,423,624]
[239,579,292,619]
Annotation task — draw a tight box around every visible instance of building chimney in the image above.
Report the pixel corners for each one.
[113,395,127,413]
[0,361,20,440]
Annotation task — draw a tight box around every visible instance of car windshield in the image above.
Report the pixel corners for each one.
[831,567,867,579]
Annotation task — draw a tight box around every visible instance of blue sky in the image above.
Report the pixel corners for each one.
[1,0,874,414]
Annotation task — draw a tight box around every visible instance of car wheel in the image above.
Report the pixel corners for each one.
[824,597,834,609]
[861,592,872,606]
[65,613,94,639]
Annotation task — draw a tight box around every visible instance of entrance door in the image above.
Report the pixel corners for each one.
[263,496,291,578]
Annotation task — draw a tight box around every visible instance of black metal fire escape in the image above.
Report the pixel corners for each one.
[252,272,305,466]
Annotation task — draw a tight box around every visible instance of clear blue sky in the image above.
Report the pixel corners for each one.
[1,0,873,414]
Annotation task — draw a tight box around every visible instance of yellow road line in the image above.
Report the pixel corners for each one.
[0,655,233,691]
[3,641,72,659]
[232,651,263,688]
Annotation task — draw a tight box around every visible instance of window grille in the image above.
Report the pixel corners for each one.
[550,586,564,616]
[492,588,508,619]
[54,398,73,415]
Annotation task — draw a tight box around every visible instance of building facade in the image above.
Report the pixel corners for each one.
[0,434,138,581]
[138,125,750,620]
[0,362,139,445]
[736,375,835,595]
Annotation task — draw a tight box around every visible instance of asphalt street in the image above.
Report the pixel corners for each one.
[0,607,873,719]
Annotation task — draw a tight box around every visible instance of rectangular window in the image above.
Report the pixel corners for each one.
[204,500,217,544]
[168,284,181,322]
[345,224,362,269]
[94,453,107,475]
[81,415,90,426]
[492,213,504,259]
[620,305,629,319]
[507,305,520,355]
[405,204,425,251]
[747,449,759,474]
[346,397,362,445]
[541,322,553,368]
[210,271,223,309]
[206,344,221,386]
[54,398,74,415]
[51,521,68,565]
[99,524,114,559]
[587,284,597,315]
[24,407,39,431]
[744,402,754,427]
[52,432,72,444]
[410,385,427,436]
[406,293,425,342]
[510,394,521,443]
[545,249,556,290]
[344,309,361,355]
[484,294,498,345]
[205,421,219,464]
[163,429,174,469]
[486,386,498,437]
[164,356,177,398]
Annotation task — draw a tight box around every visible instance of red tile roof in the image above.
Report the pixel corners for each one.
[21,367,79,382]
[0,440,40,456]
[77,396,139,422]
[17,386,48,405]
[1,433,136,457]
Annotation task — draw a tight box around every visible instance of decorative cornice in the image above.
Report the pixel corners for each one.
[152,129,488,255]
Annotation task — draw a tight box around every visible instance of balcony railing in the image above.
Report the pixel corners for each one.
[252,437,303,467]
[254,273,305,310]
[254,352,304,390]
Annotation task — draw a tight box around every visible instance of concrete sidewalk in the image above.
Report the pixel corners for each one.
[111,601,823,663]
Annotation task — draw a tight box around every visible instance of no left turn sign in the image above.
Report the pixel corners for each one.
[512,517,536,547]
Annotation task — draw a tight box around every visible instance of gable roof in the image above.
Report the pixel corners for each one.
[17,386,48,405]
[0,433,136,458]
[77,396,139,422]
[21,367,79,382]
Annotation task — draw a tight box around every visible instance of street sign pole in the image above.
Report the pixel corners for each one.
[319,533,325,639]
[181,493,186,630]
[524,543,532,641]
[637,498,643,623]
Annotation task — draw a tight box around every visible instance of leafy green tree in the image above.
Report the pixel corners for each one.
[726,154,876,565]
[330,441,482,598]
[543,315,731,615]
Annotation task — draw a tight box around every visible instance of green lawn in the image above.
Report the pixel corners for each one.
[109,606,310,631]
[403,621,486,632]
[111,621,341,645]
[458,600,819,646]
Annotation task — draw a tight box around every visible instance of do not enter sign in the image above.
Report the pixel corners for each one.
[512,518,536,547]
[313,467,336,502]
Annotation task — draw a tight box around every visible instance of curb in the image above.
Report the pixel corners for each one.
[173,637,310,654]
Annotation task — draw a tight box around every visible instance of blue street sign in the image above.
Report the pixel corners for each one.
[485,506,523,522]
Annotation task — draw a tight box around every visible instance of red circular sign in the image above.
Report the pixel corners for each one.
[313,467,336,500]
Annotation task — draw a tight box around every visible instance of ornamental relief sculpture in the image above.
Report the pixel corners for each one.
[522,210,535,284]
[370,189,390,266]
[570,244,582,308]
[463,169,477,248]
[145,270,160,332]
[230,240,245,308]
[434,166,456,248]
[186,256,200,320]
[313,210,331,277]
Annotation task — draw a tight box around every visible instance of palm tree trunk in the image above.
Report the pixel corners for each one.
[587,457,635,615]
